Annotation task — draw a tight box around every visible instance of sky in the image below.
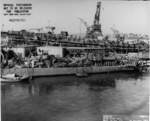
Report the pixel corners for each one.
[1,0,150,36]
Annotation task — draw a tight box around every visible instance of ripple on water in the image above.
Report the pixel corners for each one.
[1,72,149,121]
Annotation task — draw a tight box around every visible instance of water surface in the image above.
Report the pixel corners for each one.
[1,72,149,121]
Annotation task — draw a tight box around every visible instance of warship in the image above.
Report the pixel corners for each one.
[1,2,149,80]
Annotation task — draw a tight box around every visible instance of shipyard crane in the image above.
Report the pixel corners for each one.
[78,1,103,39]
[45,26,55,33]
[87,1,103,38]
[110,27,119,35]
[78,17,91,36]
[78,17,89,29]
[94,1,101,25]
[110,27,120,36]
[110,27,125,42]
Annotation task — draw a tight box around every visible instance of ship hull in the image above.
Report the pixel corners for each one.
[2,65,136,77]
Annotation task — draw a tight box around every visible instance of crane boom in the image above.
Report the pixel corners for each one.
[94,1,101,25]
[78,17,89,28]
